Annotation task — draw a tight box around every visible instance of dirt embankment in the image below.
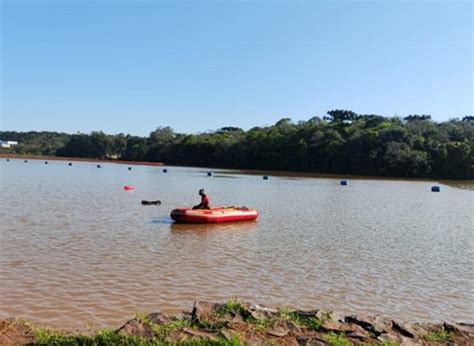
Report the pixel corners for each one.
[1,301,473,345]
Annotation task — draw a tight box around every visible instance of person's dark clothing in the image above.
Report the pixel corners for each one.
[192,194,210,210]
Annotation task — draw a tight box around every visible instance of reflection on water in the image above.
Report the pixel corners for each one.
[169,221,258,233]
[0,159,473,330]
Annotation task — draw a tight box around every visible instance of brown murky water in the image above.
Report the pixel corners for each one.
[1,159,473,329]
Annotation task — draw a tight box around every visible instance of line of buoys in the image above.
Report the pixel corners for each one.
[163,168,168,173]
[340,180,348,186]
[263,176,269,180]
[431,186,440,192]
[207,171,213,176]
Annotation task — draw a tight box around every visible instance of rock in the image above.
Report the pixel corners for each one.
[220,328,240,341]
[249,304,278,320]
[165,329,189,343]
[391,321,429,339]
[266,319,301,337]
[116,318,155,338]
[453,322,474,334]
[296,335,327,346]
[0,318,35,346]
[147,312,171,325]
[266,321,290,337]
[398,335,420,346]
[323,320,370,338]
[183,327,219,340]
[378,332,402,343]
[344,315,391,336]
[346,330,372,340]
[191,301,221,322]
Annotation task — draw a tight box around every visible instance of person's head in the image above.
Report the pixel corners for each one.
[199,188,205,196]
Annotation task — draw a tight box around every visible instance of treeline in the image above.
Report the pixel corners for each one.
[1,111,473,179]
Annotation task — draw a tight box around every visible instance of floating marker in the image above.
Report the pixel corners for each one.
[263,176,269,180]
[128,166,132,170]
[68,162,72,166]
[431,186,440,192]
[45,161,48,164]
[163,168,168,173]
[24,160,28,163]
[97,164,101,168]
[124,185,135,191]
[207,171,213,176]
[6,158,10,161]
[340,180,348,186]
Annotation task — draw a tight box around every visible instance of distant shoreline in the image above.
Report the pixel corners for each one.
[0,153,164,167]
[2,152,473,190]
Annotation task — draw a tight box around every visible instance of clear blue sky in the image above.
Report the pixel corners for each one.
[1,1,472,136]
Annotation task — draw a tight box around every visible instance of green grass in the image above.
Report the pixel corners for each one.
[193,318,228,331]
[377,341,399,346]
[31,318,243,346]
[33,328,155,345]
[284,311,323,331]
[216,299,252,321]
[358,341,399,346]
[324,331,352,346]
[32,328,243,345]
[135,312,152,324]
[277,307,331,331]
[150,318,193,340]
[423,327,453,343]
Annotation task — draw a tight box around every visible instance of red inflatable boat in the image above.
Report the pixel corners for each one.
[170,207,259,224]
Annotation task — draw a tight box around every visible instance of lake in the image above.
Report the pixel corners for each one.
[0,159,472,330]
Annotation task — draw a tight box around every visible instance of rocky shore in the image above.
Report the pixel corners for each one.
[1,301,473,345]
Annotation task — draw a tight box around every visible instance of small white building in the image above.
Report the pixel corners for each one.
[0,140,18,148]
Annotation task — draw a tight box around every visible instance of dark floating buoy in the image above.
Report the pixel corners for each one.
[340,180,348,186]
[431,186,440,192]
[97,164,101,168]
[163,168,168,173]
[207,171,213,176]
[68,162,72,166]
[45,161,48,164]
[128,166,132,170]
[263,176,269,180]
[141,200,161,205]
[6,158,10,161]
[24,160,28,163]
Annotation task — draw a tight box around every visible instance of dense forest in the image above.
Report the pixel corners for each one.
[1,110,473,179]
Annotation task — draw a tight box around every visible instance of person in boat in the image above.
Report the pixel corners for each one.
[192,188,210,210]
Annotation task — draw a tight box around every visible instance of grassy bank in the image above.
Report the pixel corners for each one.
[1,300,471,345]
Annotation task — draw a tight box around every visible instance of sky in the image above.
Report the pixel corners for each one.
[1,0,472,136]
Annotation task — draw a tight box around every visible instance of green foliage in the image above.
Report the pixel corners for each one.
[216,299,251,321]
[324,331,352,346]
[2,109,473,179]
[31,324,242,345]
[277,309,324,331]
[423,327,453,342]
[33,327,152,345]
